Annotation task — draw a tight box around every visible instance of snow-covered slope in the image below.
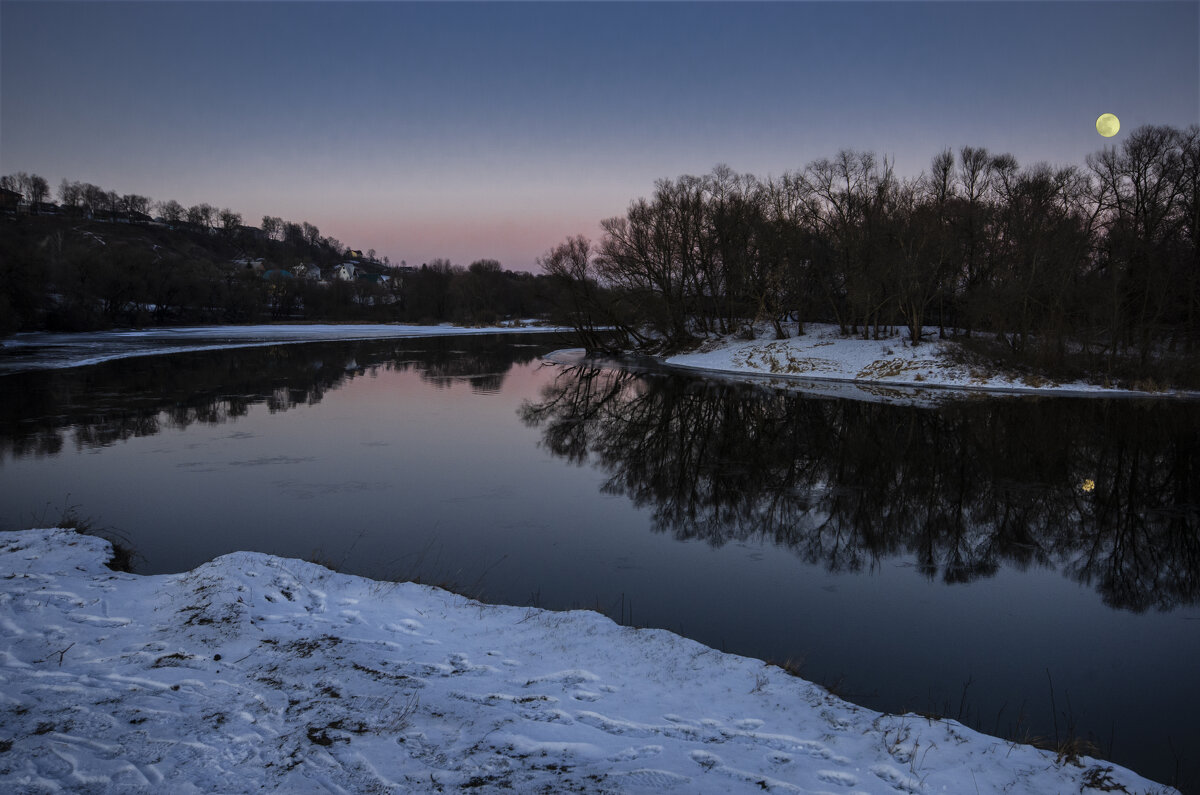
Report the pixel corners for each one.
[665,324,1177,397]
[0,529,1172,793]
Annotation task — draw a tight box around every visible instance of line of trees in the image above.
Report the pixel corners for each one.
[0,172,50,206]
[0,173,565,332]
[3,172,359,259]
[256,258,558,327]
[543,124,1199,377]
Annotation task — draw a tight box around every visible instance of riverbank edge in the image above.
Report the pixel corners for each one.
[0,527,1176,794]
[657,356,1190,399]
[634,325,1200,399]
[0,324,577,375]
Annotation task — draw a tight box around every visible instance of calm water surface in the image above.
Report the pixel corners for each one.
[1,333,1197,789]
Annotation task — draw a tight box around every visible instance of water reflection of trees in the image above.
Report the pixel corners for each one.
[0,335,552,462]
[521,366,1200,612]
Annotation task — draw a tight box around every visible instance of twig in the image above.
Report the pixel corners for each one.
[1046,668,1059,746]
[957,675,973,722]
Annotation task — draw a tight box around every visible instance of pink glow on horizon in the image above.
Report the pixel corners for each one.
[327,214,607,273]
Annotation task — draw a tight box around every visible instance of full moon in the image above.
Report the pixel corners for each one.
[1096,113,1120,137]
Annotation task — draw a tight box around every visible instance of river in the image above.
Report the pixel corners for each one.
[0,330,1196,789]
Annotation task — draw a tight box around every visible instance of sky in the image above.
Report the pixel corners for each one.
[2,1,1197,272]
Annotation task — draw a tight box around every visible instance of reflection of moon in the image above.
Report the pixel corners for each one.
[1096,113,1120,137]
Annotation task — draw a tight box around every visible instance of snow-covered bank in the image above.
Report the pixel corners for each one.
[664,324,1191,398]
[0,323,571,374]
[0,529,1172,794]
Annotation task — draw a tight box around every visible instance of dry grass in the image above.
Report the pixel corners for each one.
[1020,373,1054,388]
[1131,377,1168,393]
[735,342,839,375]
[856,359,908,379]
[855,358,941,380]
[765,658,806,677]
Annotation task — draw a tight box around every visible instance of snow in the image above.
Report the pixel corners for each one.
[0,528,1174,793]
[0,324,571,374]
[664,324,1189,399]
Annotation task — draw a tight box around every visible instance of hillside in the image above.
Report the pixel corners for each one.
[0,211,557,333]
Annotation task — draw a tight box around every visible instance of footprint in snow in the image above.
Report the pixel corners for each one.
[817,769,858,787]
[871,764,923,793]
[612,769,689,789]
[385,619,424,636]
[68,614,132,627]
[610,744,663,762]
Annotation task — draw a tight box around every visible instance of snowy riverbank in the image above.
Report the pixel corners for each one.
[664,324,1185,398]
[0,323,571,374]
[0,529,1173,793]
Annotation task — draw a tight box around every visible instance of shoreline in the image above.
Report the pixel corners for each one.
[0,323,574,375]
[0,528,1175,794]
[659,357,1177,400]
[654,324,1198,400]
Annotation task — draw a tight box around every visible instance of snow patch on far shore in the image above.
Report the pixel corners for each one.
[0,323,572,374]
[665,324,1189,398]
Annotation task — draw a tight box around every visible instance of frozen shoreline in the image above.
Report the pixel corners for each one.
[661,324,1192,399]
[0,323,573,375]
[0,528,1173,793]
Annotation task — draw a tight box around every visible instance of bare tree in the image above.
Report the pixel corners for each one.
[219,208,242,235]
[187,203,216,228]
[27,174,49,207]
[1176,125,1200,350]
[58,179,83,211]
[540,235,635,349]
[283,222,305,247]
[122,194,151,216]
[1088,125,1191,360]
[260,215,281,240]
[302,221,321,247]
[80,183,107,216]
[954,146,996,336]
[157,199,185,224]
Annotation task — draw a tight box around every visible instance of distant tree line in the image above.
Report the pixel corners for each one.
[0,175,562,333]
[543,124,1200,380]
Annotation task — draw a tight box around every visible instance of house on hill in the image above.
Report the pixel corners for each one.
[232,256,266,273]
[0,188,22,212]
[292,263,323,282]
[357,272,391,286]
[333,262,358,281]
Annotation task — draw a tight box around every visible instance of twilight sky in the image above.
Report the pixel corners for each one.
[2,1,1197,271]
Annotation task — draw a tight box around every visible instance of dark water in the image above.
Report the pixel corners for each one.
[1,333,1197,789]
